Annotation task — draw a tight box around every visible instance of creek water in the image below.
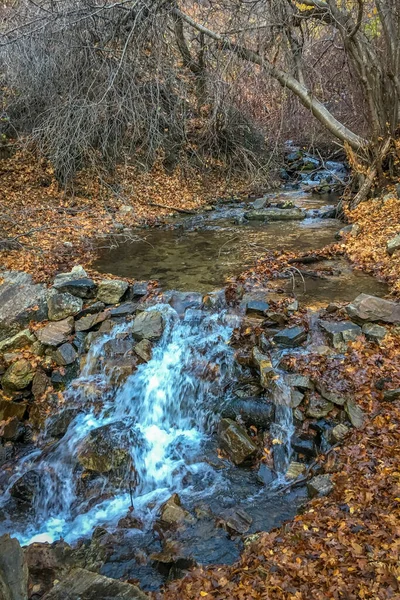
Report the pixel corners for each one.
[0,186,388,591]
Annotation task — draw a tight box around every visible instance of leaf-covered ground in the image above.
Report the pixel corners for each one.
[158,330,400,599]
[0,150,246,282]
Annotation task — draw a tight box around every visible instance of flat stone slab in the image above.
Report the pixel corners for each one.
[273,325,307,348]
[346,294,400,324]
[42,568,148,599]
[35,318,74,346]
[245,207,305,221]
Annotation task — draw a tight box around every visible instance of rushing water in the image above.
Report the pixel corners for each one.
[1,306,245,545]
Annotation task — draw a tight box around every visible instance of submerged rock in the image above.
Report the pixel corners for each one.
[2,359,35,390]
[221,397,274,429]
[218,418,258,465]
[41,567,148,599]
[346,294,400,324]
[96,280,129,304]
[77,423,132,473]
[10,470,40,506]
[244,208,305,221]
[48,293,83,321]
[0,534,28,600]
[132,311,164,341]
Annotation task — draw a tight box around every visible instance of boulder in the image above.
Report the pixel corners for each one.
[0,330,35,353]
[244,208,305,221]
[157,494,194,529]
[307,474,334,498]
[0,400,27,421]
[0,272,48,341]
[41,568,148,599]
[54,278,97,299]
[221,398,274,428]
[387,233,400,255]
[10,470,40,506]
[319,320,361,348]
[48,293,83,321]
[167,291,203,316]
[77,423,132,473]
[2,359,35,391]
[218,418,258,465]
[132,311,164,341]
[53,343,78,366]
[345,398,365,429]
[96,280,128,304]
[0,534,28,600]
[134,339,152,362]
[346,294,400,324]
[362,323,387,343]
[273,325,307,348]
[35,317,74,346]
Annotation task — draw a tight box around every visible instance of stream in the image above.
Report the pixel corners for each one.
[0,178,388,593]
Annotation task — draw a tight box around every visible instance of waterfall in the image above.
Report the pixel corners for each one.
[1,306,240,545]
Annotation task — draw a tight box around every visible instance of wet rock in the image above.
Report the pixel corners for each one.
[346,294,400,324]
[96,280,129,304]
[77,423,132,473]
[290,389,304,408]
[221,398,274,429]
[273,325,307,348]
[286,461,306,480]
[2,359,35,391]
[307,474,334,498]
[362,322,387,343]
[314,381,347,406]
[53,343,78,366]
[75,302,106,320]
[203,289,226,310]
[104,357,137,386]
[0,330,35,353]
[245,299,270,316]
[291,435,317,458]
[244,208,305,221]
[285,374,314,391]
[132,311,164,341]
[331,423,349,442]
[0,416,25,442]
[109,302,137,317]
[0,399,27,421]
[319,320,361,348]
[157,494,194,529]
[345,398,365,429]
[134,339,152,362]
[51,363,79,390]
[0,272,48,341]
[306,393,334,418]
[0,534,28,600]
[32,369,50,397]
[131,281,150,298]
[118,512,144,530]
[48,293,83,321]
[383,388,400,401]
[53,266,88,286]
[387,233,400,255]
[36,317,75,346]
[54,278,97,299]
[46,408,79,438]
[75,311,108,332]
[10,470,40,506]
[219,507,252,534]
[41,567,148,599]
[218,418,258,465]
[167,291,203,317]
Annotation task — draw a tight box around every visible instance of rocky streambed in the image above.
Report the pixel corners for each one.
[0,171,399,599]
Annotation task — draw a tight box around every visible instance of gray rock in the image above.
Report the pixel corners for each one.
[35,317,74,346]
[134,339,152,362]
[306,394,334,418]
[244,207,305,221]
[335,224,353,239]
[53,266,88,286]
[383,389,400,402]
[387,233,400,255]
[0,330,35,353]
[48,293,83,321]
[158,494,193,528]
[10,470,40,506]
[46,408,80,438]
[346,294,400,324]
[331,423,349,442]
[284,374,314,391]
[286,462,306,480]
[77,423,132,473]
[0,534,28,600]
[96,280,128,304]
[345,398,365,429]
[166,291,203,317]
[245,300,270,316]
[75,311,107,332]
[219,507,252,534]
[314,381,347,406]
[131,281,149,298]
[109,302,137,317]
[2,359,35,390]
[307,474,334,498]
[53,343,78,366]
[362,322,387,343]
[319,320,361,348]
[132,311,164,341]
[0,272,48,341]
[290,389,304,408]
[0,400,27,421]
[218,418,258,465]
[291,435,317,458]
[221,398,274,428]
[41,568,148,599]
[273,325,307,348]
[251,197,268,210]
[397,183,400,198]
[54,278,97,299]
[32,369,50,397]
